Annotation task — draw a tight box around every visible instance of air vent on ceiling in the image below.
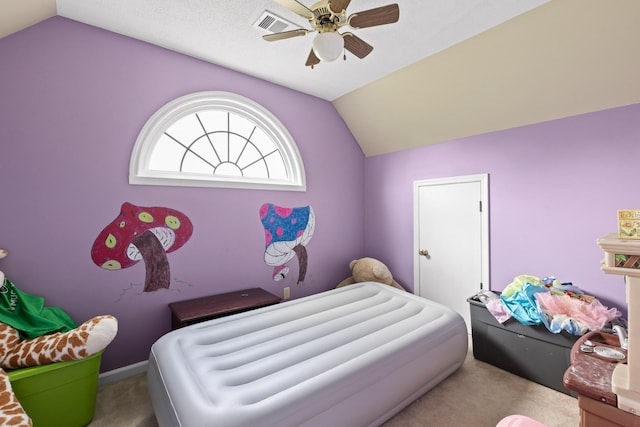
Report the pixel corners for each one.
[253,11,299,34]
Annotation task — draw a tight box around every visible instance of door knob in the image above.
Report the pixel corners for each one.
[419,249,429,257]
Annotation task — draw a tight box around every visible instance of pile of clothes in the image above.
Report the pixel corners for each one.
[477,275,622,335]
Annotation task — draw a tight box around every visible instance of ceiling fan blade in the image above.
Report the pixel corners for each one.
[329,0,352,13]
[275,0,315,19]
[343,33,373,59]
[305,49,321,67]
[304,49,320,68]
[263,29,309,42]
[348,4,399,29]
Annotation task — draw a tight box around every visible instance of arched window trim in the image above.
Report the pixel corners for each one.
[129,91,306,191]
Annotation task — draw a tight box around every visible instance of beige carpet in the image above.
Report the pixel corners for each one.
[88,346,579,427]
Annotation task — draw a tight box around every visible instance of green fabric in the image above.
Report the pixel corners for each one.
[0,278,77,339]
[501,274,543,298]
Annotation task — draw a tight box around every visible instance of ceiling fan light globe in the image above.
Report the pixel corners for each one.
[312,32,344,62]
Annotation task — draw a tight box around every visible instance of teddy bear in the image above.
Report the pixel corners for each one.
[0,248,117,426]
[337,257,406,291]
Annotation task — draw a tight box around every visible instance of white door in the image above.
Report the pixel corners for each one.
[413,174,489,333]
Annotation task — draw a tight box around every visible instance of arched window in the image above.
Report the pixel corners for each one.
[129,91,306,191]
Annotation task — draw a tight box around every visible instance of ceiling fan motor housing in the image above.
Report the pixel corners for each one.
[310,3,346,32]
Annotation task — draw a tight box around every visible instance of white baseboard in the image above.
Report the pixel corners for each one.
[99,360,148,386]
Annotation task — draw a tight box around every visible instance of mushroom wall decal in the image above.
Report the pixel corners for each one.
[91,202,193,292]
[259,203,315,284]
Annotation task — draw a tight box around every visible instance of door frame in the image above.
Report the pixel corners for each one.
[412,173,490,295]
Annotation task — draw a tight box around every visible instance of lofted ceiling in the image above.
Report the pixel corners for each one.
[2,0,639,156]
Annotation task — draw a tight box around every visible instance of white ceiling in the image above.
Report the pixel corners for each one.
[53,0,548,101]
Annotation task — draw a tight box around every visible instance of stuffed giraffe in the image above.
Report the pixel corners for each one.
[0,249,117,426]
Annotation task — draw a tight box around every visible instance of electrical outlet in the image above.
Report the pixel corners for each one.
[283,287,290,299]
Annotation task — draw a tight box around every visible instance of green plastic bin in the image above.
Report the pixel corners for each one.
[7,351,103,427]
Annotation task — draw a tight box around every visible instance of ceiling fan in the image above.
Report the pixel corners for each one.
[263,0,400,68]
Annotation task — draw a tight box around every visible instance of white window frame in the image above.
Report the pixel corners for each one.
[129,91,306,191]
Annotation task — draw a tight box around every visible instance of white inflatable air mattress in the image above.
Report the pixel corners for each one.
[147,282,468,427]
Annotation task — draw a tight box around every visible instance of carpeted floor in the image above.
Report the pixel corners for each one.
[88,345,579,427]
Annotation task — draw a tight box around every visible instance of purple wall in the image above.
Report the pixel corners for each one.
[1,16,638,374]
[364,103,640,317]
[0,17,365,371]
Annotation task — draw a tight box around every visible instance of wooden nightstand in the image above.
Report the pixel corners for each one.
[169,288,281,329]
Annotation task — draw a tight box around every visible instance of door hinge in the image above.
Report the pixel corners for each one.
[479,201,482,212]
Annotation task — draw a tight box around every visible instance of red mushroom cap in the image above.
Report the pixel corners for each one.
[91,202,193,270]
